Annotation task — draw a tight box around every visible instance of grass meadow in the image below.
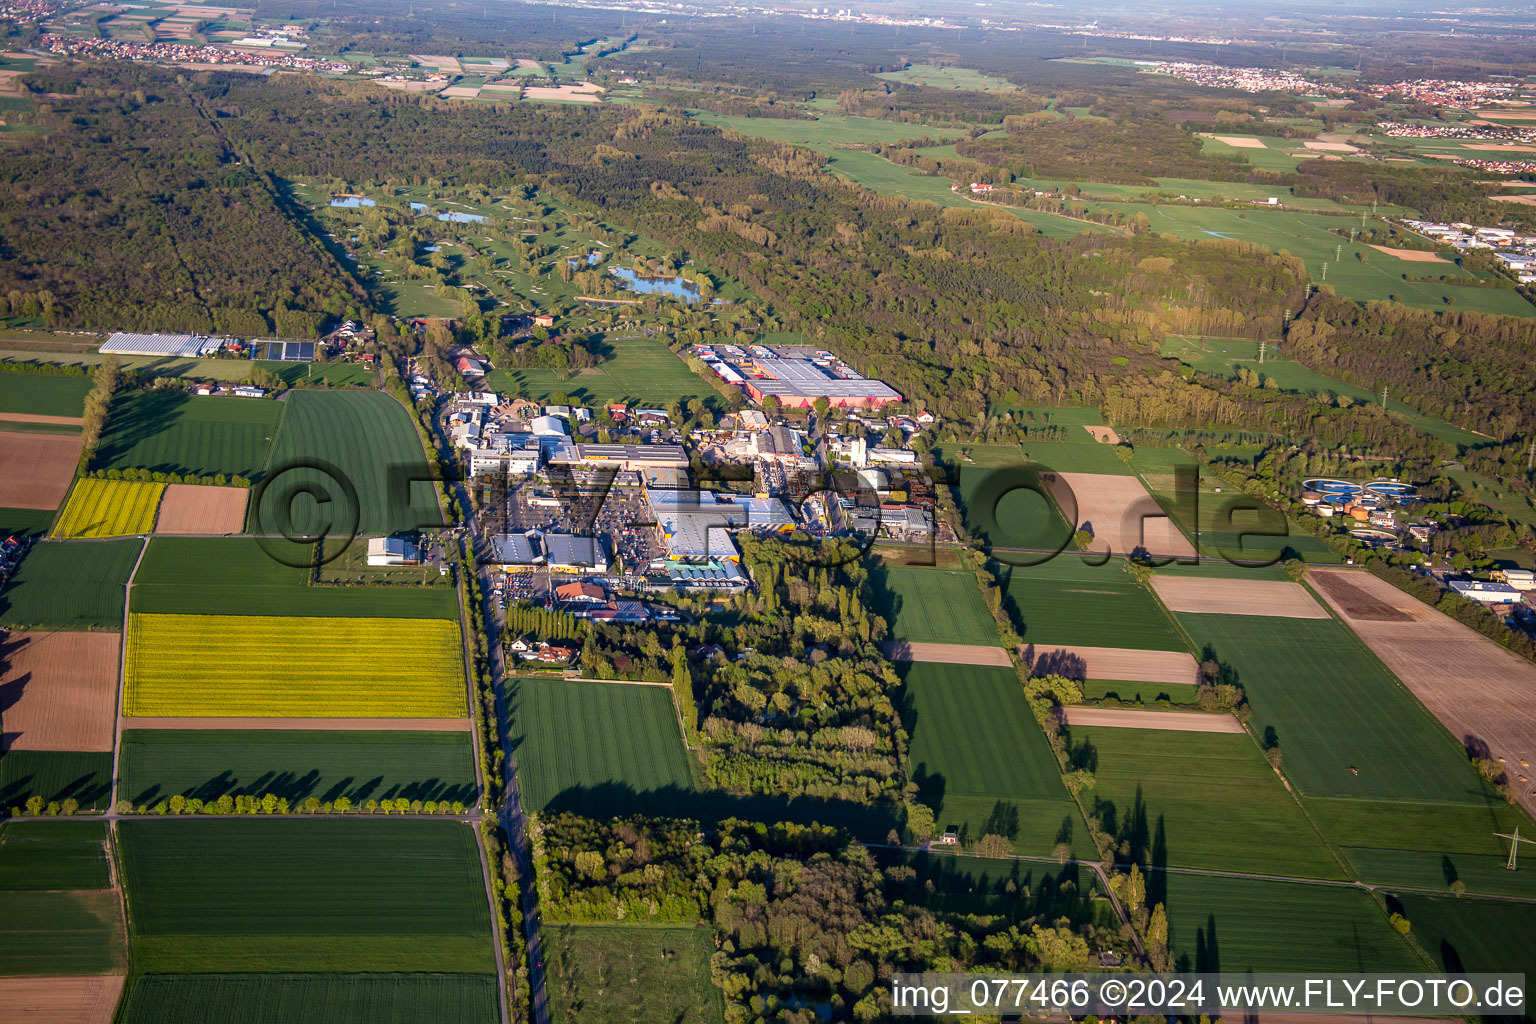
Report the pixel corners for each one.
[1396,895,1536,992]
[132,537,459,619]
[119,730,479,808]
[544,924,723,1024]
[509,677,695,818]
[53,479,164,538]
[484,335,709,407]
[0,373,92,416]
[119,818,494,973]
[0,537,139,629]
[1162,873,1420,972]
[900,662,1084,857]
[118,973,499,1024]
[96,391,284,479]
[868,564,998,646]
[1068,725,1343,879]
[1173,613,1486,803]
[123,613,466,718]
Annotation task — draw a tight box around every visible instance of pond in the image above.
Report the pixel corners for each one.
[609,266,701,303]
[329,196,375,209]
[438,211,488,224]
[409,201,431,214]
[566,251,603,267]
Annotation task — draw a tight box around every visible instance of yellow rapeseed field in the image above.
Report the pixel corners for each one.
[123,613,466,717]
[53,479,165,539]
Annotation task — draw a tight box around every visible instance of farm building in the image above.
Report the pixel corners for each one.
[545,534,605,572]
[101,332,222,357]
[1448,579,1522,605]
[366,535,421,566]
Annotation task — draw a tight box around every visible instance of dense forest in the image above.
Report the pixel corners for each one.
[534,814,1127,1023]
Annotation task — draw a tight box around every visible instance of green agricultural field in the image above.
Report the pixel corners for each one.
[120,730,478,808]
[0,506,57,536]
[254,390,439,537]
[1089,202,1532,315]
[1160,336,1488,449]
[933,443,1074,552]
[485,336,711,407]
[1082,678,1201,703]
[1173,614,1486,803]
[689,110,964,149]
[544,924,724,1024]
[1396,895,1536,995]
[1131,444,1341,564]
[1162,874,1420,972]
[873,63,1018,91]
[868,564,998,645]
[1021,440,1136,475]
[0,821,112,891]
[509,677,695,818]
[95,391,284,479]
[1306,796,1536,899]
[1003,555,1187,652]
[0,373,91,416]
[131,537,459,619]
[1068,726,1343,879]
[1196,133,1319,173]
[900,662,1085,857]
[256,361,378,388]
[0,538,139,630]
[119,818,494,973]
[0,887,126,975]
[0,751,113,812]
[118,972,499,1024]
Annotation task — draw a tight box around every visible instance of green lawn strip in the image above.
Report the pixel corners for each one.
[900,661,1085,857]
[0,539,140,630]
[0,751,114,812]
[119,818,493,973]
[1306,796,1536,899]
[1162,873,1422,972]
[96,391,284,479]
[543,924,723,1024]
[1172,613,1491,803]
[119,730,479,809]
[1001,555,1187,652]
[116,973,500,1024]
[253,390,439,537]
[509,676,696,818]
[867,564,998,646]
[0,888,125,975]
[1067,725,1343,879]
[0,820,112,890]
[0,373,92,416]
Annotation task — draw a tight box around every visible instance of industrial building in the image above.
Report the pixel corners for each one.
[100,332,223,357]
[489,532,543,567]
[544,534,606,572]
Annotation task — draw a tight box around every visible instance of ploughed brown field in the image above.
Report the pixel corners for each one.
[0,975,125,1024]
[0,432,85,509]
[1046,472,1197,559]
[152,484,249,535]
[1022,643,1199,685]
[1150,575,1327,618]
[0,413,84,426]
[880,640,1013,667]
[1063,706,1245,733]
[0,631,120,751]
[1310,568,1536,817]
[1368,245,1445,263]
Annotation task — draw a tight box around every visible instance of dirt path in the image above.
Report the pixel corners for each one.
[881,640,1013,667]
[1064,706,1245,733]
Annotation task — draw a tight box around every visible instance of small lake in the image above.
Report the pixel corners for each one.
[609,266,701,303]
[566,251,603,267]
[329,196,375,209]
[409,201,431,213]
[438,211,488,224]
